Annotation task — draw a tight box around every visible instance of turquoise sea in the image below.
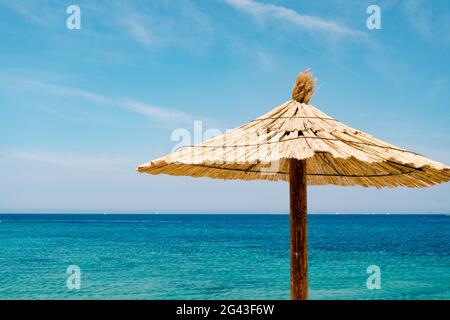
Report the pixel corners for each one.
[0,214,449,300]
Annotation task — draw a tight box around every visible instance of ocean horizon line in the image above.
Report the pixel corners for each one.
[0,212,448,215]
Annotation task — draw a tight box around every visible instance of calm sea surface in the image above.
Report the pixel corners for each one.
[0,214,449,300]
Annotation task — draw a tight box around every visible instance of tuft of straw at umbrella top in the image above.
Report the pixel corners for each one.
[292,69,316,104]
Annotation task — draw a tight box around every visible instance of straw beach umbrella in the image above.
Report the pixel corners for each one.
[137,70,450,300]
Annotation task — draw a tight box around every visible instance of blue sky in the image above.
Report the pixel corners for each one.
[0,0,449,213]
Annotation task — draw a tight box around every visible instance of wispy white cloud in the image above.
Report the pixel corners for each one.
[121,99,194,124]
[114,0,213,51]
[403,0,450,44]
[25,79,110,105]
[1,150,130,169]
[0,75,196,124]
[0,0,214,52]
[0,74,108,103]
[404,0,433,38]
[0,0,54,26]
[224,0,365,37]
[118,11,162,49]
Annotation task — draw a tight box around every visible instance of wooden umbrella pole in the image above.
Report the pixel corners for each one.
[289,158,308,300]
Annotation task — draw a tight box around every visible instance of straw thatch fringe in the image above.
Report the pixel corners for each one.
[137,158,450,188]
[138,100,450,188]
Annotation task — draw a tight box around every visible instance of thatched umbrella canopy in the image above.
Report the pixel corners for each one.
[137,70,450,299]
